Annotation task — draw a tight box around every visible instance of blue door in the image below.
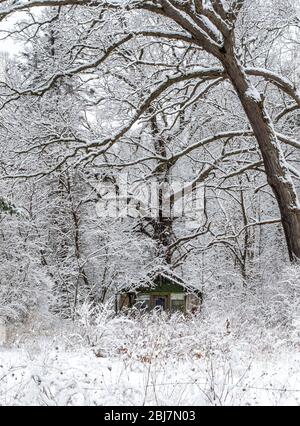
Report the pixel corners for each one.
[155,297,166,310]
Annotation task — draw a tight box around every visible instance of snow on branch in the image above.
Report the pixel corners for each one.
[245,68,300,108]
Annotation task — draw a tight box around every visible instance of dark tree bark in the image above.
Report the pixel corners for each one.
[159,0,300,261]
[220,46,300,261]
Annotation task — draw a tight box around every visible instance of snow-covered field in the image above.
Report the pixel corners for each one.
[1,346,299,406]
[0,310,299,406]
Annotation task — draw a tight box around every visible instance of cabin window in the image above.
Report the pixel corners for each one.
[135,294,150,310]
[170,294,185,312]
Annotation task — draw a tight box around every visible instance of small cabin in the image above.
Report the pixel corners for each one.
[116,273,201,314]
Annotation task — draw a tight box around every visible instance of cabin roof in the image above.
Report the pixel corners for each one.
[119,270,200,295]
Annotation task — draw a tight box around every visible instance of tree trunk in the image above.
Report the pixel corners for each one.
[221,49,300,261]
[159,1,300,261]
[150,111,175,264]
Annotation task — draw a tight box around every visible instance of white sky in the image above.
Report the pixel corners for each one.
[0,38,21,55]
[0,11,36,56]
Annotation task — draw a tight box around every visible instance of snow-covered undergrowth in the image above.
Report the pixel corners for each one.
[0,264,299,406]
[0,302,299,406]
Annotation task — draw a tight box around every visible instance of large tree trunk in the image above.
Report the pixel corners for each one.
[97,3,300,263]
[158,0,300,261]
[221,48,300,260]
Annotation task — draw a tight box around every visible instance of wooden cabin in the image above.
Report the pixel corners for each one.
[116,273,201,314]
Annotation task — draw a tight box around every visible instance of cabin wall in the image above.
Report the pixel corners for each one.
[118,294,134,310]
[117,291,201,314]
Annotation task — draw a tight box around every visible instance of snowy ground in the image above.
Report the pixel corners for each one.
[0,344,299,405]
[0,311,299,406]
